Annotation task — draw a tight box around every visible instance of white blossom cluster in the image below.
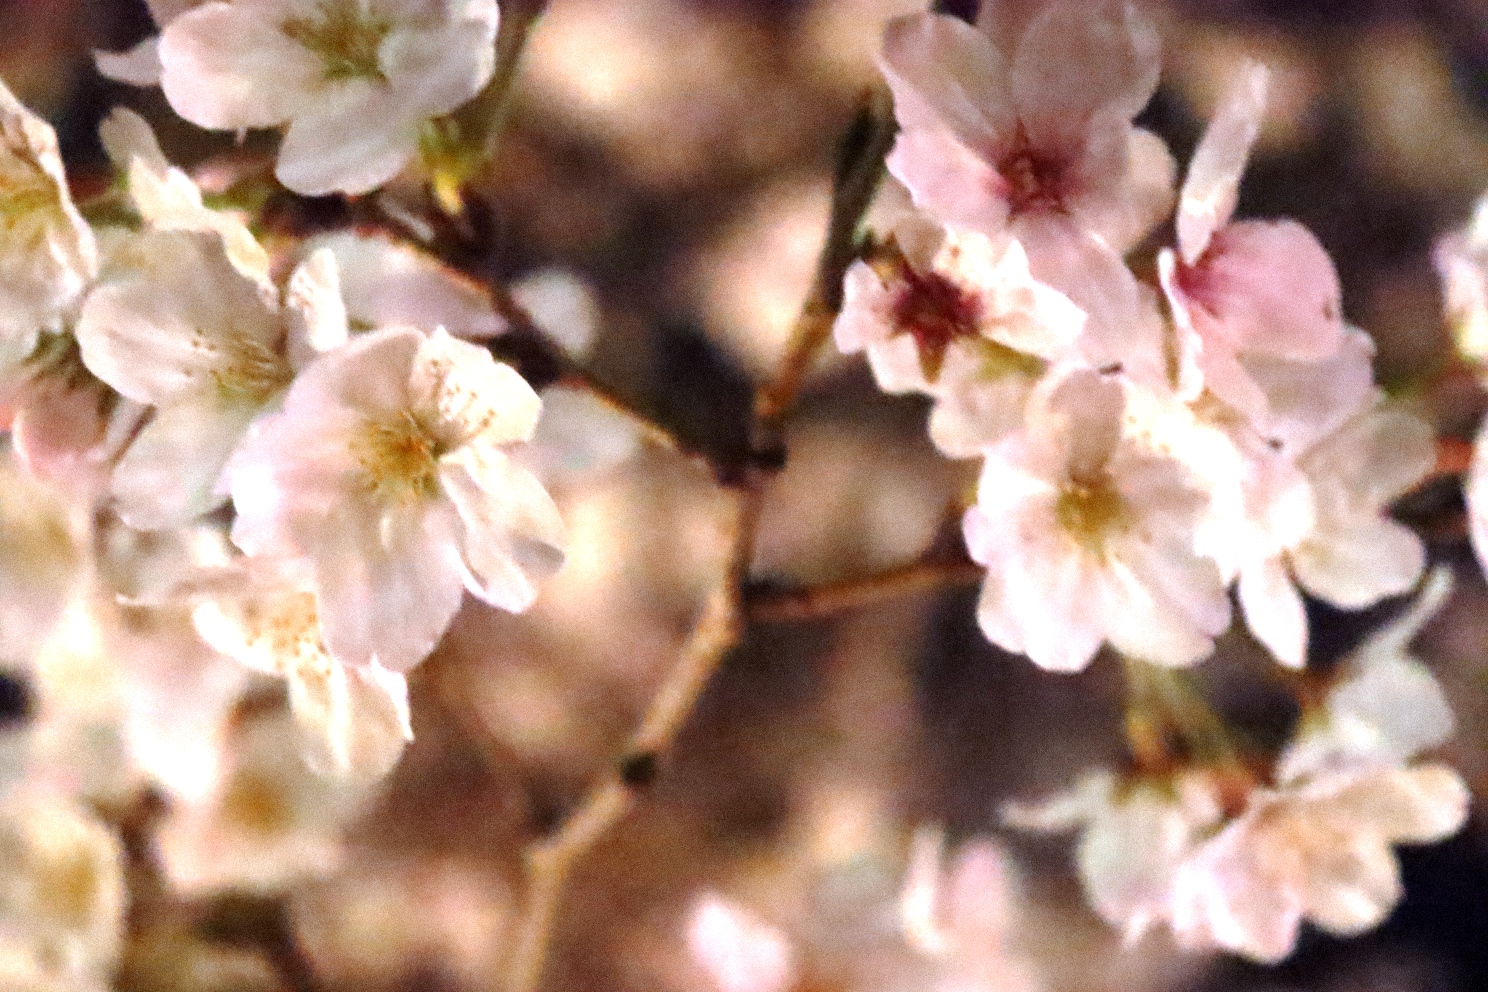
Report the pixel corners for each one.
[0,60,574,979]
[837,0,1434,674]
[836,0,1471,963]
[1004,570,1468,962]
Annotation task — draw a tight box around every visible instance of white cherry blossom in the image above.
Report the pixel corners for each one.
[1002,769,1223,944]
[76,230,345,530]
[833,223,1084,456]
[227,326,566,672]
[0,79,97,375]
[964,369,1231,671]
[94,0,207,86]
[157,0,500,195]
[1434,190,1488,367]
[193,566,412,782]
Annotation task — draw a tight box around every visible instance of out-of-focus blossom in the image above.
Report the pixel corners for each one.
[1158,61,1345,425]
[76,232,345,529]
[228,327,566,672]
[157,0,500,195]
[0,450,89,666]
[1276,568,1455,784]
[193,568,412,782]
[1169,763,1467,962]
[157,707,368,894]
[0,79,97,376]
[834,223,1084,456]
[1003,770,1223,944]
[897,826,1043,992]
[687,894,795,992]
[964,369,1230,671]
[512,269,601,359]
[1436,192,1488,367]
[302,231,504,341]
[0,787,125,986]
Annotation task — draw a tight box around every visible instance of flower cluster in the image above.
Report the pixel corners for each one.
[1005,570,1468,962]
[0,78,567,793]
[837,1,1433,672]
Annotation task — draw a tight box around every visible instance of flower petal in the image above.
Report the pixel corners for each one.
[1178,61,1269,264]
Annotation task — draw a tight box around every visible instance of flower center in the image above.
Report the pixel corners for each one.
[0,158,61,248]
[210,334,295,405]
[282,1,391,82]
[970,337,1046,382]
[353,409,442,504]
[222,771,297,836]
[1054,475,1127,557]
[996,122,1069,217]
[887,264,984,381]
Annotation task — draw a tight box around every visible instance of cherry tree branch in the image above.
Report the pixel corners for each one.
[746,556,982,623]
[500,88,894,992]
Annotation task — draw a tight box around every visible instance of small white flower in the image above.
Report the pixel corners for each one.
[227,326,566,672]
[1171,572,1466,962]
[964,369,1231,671]
[1169,763,1467,962]
[75,231,345,529]
[0,79,97,374]
[157,0,499,195]
[834,224,1084,457]
[193,567,412,783]
[156,707,367,894]
[1002,769,1223,944]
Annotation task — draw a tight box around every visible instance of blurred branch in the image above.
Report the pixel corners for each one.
[745,555,982,624]
[500,87,895,992]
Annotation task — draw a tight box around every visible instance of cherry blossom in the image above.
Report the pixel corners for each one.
[157,0,500,195]
[1002,769,1223,943]
[687,895,795,992]
[0,787,125,986]
[833,222,1085,456]
[0,79,97,376]
[75,231,345,530]
[964,369,1231,671]
[1157,61,1345,425]
[1170,572,1465,962]
[875,3,1173,378]
[227,326,566,672]
[94,0,207,86]
[192,567,413,782]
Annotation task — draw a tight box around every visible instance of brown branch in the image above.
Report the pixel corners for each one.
[746,557,982,624]
[499,87,893,992]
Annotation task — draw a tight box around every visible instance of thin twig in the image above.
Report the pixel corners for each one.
[746,557,982,624]
[499,88,893,992]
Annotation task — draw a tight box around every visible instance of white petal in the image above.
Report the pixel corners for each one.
[285,248,350,368]
[410,328,542,448]
[275,82,421,196]
[111,399,258,530]
[1239,556,1308,669]
[309,232,502,341]
[291,660,412,782]
[379,21,495,118]
[312,501,467,672]
[158,2,321,129]
[95,36,165,86]
[440,447,565,612]
[877,13,1013,155]
[1178,61,1269,264]
[1292,517,1425,610]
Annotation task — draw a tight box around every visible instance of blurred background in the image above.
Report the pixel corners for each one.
[5,0,1488,989]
